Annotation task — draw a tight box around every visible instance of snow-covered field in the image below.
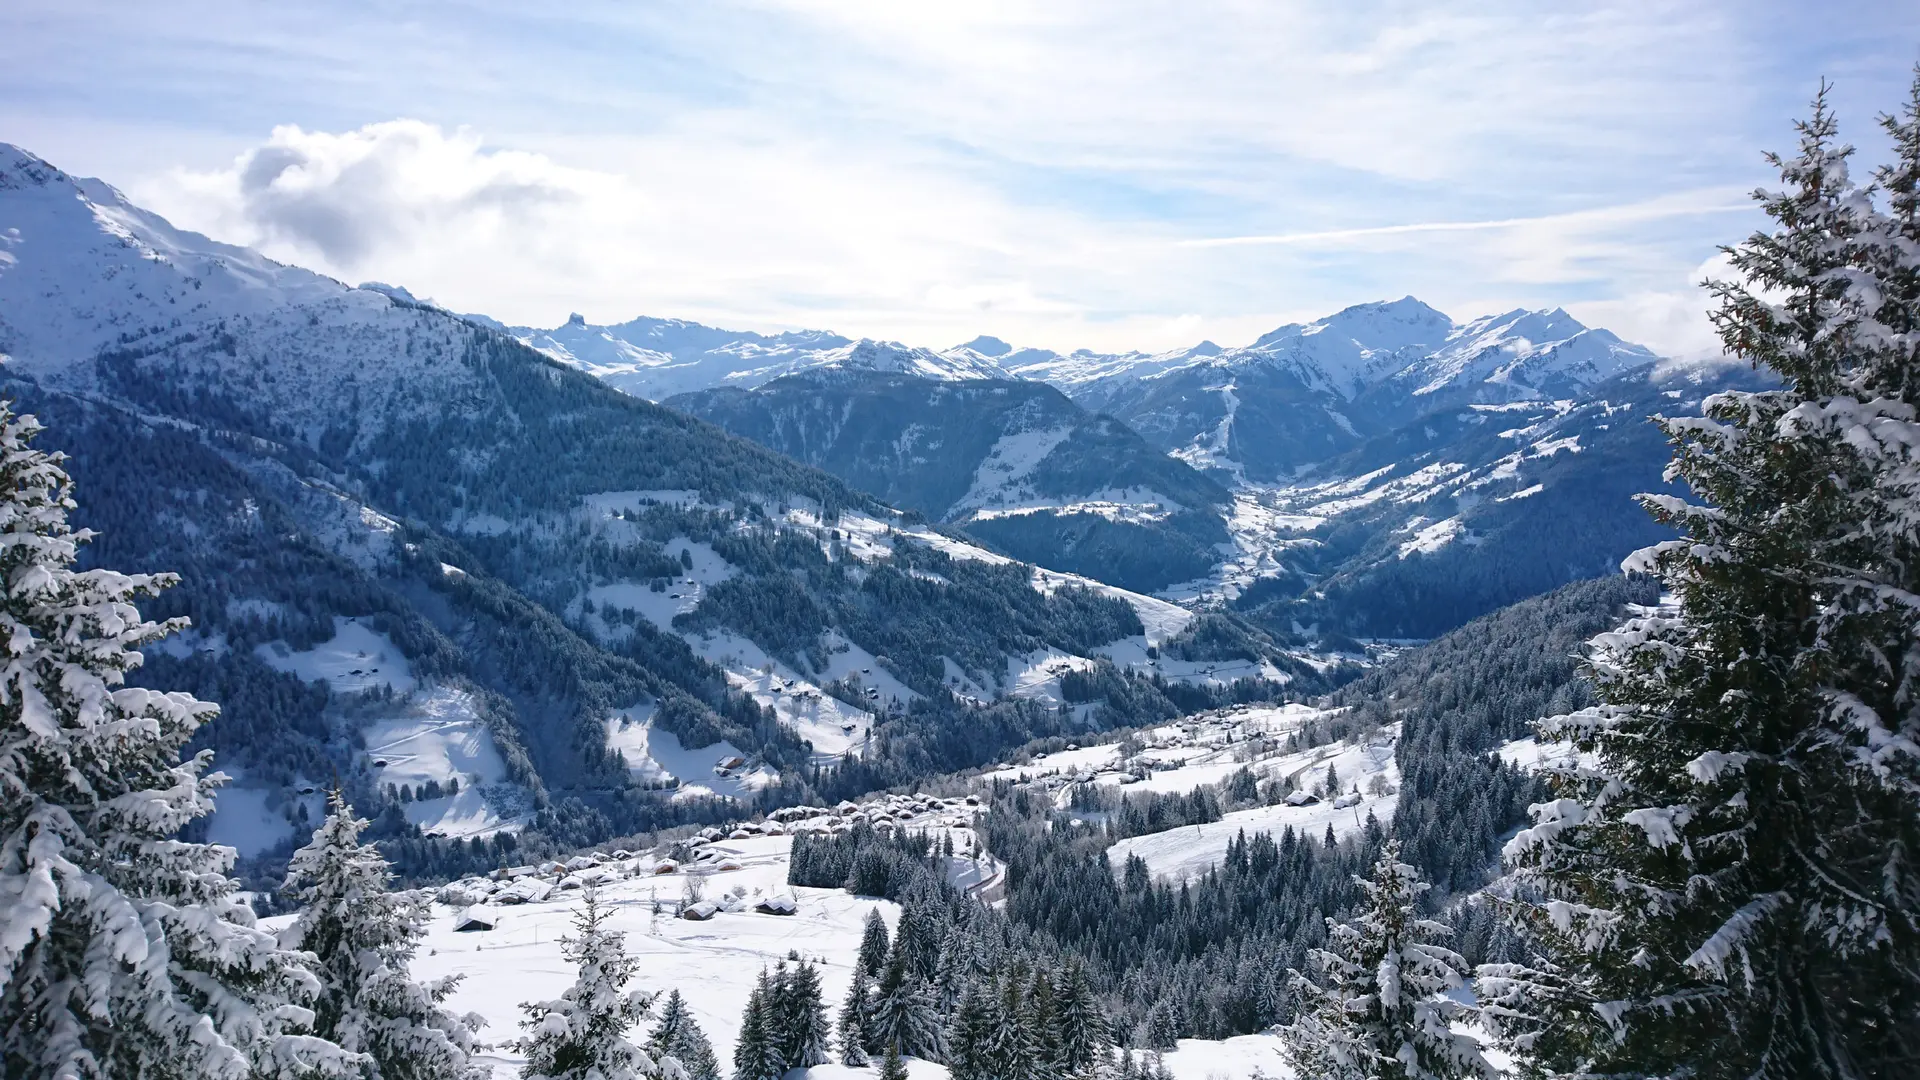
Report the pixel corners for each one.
[359,789,1289,1080]
[603,705,777,799]
[413,834,891,1077]
[1105,728,1400,882]
[1160,1034,1294,1080]
[361,687,519,838]
[249,622,527,841]
[255,617,418,694]
[205,778,315,857]
[375,791,1003,1078]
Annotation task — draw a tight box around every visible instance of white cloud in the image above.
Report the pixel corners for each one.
[105,1,1806,357]
[138,115,1763,358]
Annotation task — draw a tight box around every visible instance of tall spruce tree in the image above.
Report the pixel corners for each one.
[1483,81,1920,1080]
[867,945,946,1062]
[857,909,891,978]
[647,990,718,1080]
[878,1041,909,1080]
[1054,963,1112,1077]
[770,958,830,1069]
[730,969,782,1080]
[282,792,486,1080]
[1283,840,1492,1080]
[836,969,871,1066]
[946,978,996,1080]
[513,890,675,1080]
[984,973,1047,1079]
[0,404,356,1080]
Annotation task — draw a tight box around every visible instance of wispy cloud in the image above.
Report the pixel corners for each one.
[1178,191,1756,249]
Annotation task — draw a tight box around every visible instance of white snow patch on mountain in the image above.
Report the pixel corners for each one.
[361,688,518,838]
[1169,382,1244,480]
[966,494,1180,526]
[0,143,345,372]
[1398,516,1469,558]
[1107,726,1400,882]
[205,780,299,857]
[254,617,417,694]
[604,706,777,798]
[950,425,1075,513]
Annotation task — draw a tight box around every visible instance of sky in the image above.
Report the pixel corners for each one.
[4,1,1918,358]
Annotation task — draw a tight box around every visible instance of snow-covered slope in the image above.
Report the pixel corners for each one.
[667,370,1233,593]
[503,313,999,401]
[0,143,345,372]
[1378,306,1657,403]
[12,142,1291,877]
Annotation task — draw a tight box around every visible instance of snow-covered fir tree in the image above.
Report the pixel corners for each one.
[770,956,831,1068]
[878,1041,909,1080]
[0,403,356,1080]
[857,909,891,977]
[647,990,718,1080]
[836,969,871,1066]
[983,974,1047,1079]
[513,889,680,1080]
[1282,840,1493,1080]
[1483,81,1920,1079]
[1141,998,1182,1053]
[731,969,781,1080]
[945,979,997,1080]
[1053,963,1112,1077]
[282,791,485,1080]
[867,945,946,1062]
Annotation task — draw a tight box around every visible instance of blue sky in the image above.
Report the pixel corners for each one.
[5,1,1918,355]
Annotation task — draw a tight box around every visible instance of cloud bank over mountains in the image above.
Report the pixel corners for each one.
[25,2,1911,360]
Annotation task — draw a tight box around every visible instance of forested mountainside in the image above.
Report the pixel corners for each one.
[669,370,1233,592]
[0,142,1333,887]
[927,571,1662,1047]
[547,293,1734,643]
[1215,361,1767,639]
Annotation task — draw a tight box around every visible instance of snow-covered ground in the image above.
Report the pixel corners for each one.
[206,785,294,855]
[978,704,1396,884]
[1160,1034,1295,1080]
[1105,729,1400,883]
[603,705,777,799]
[370,791,993,1078]
[684,630,887,761]
[254,617,418,694]
[948,425,1076,515]
[361,687,518,839]
[581,538,736,633]
[409,834,895,1077]
[251,620,525,839]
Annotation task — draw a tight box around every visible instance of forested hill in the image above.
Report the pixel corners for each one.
[669,369,1234,593]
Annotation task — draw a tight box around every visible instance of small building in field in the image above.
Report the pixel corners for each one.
[453,907,497,932]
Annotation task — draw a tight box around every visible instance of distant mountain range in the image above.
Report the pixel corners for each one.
[4,141,1335,881]
[492,287,1724,638]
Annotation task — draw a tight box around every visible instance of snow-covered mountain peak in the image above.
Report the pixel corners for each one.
[0,143,70,189]
[0,141,346,373]
[816,338,1005,380]
[1233,297,1456,397]
[1398,305,1658,399]
[957,334,1013,357]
